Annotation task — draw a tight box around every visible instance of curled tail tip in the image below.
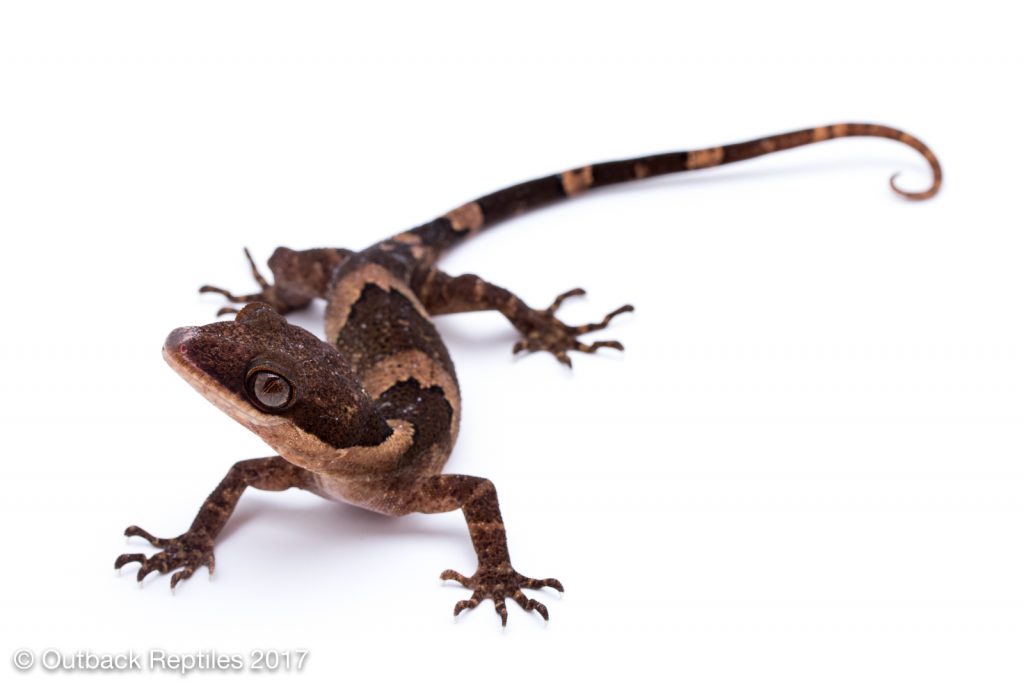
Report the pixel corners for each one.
[888,170,941,201]
[888,129,943,201]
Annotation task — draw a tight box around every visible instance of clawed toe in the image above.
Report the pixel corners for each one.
[136,560,164,583]
[575,339,624,353]
[493,597,508,626]
[114,553,146,570]
[124,525,163,545]
[521,577,564,592]
[170,566,195,589]
[439,569,472,587]
[571,303,634,335]
[512,590,549,620]
[454,596,481,616]
[199,281,265,314]
[546,287,586,314]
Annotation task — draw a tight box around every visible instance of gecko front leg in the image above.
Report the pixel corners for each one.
[200,246,353,316]
[404,475,563,625]
[412,268,633,366]
[115,456,313,588]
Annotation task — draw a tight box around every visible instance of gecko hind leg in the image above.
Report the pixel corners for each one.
[412,268,634,367]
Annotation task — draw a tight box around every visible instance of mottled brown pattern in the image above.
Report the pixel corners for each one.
[361,349,461,439]
[332,282,456,380]
[123,123,942,624]
[324,261,428,345]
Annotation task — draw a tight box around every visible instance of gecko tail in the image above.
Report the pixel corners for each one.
[889,172,940,201]
[877,123,941,201]
[701,123,942,203]
[405,122,942,259]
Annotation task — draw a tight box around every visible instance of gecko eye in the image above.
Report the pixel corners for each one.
[245,367,295,412]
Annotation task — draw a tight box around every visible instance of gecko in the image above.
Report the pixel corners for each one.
[115,123,942,625]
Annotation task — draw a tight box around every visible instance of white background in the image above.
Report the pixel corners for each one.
[1,1,1022,681]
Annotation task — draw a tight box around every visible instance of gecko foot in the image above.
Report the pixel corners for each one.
[114,525,215,589]
[199,248,301,316]
[512,288,634,367]
[441,566,563,626]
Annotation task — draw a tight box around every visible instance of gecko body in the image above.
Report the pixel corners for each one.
[116,123,942,625]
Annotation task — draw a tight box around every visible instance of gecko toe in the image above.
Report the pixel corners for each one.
[440,569,471,587]
[114,553,146,570]
[545,287,586,314]
[453,596,481,617]
[124,525,163,545]
[198,284,234,297]
[574,339,625,353]
[494,597,508,627]
[570,303,634,335]
[512,590,549,621]
[521,576,564,592]
[170,566,195,589]
[136,562,161,583]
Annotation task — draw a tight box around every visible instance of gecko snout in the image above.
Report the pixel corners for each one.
[164,326,198,358]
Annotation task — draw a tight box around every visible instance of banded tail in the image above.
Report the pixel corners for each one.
[408,123,941,259]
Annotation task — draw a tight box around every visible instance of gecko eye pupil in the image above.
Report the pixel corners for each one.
[247,370,294,410]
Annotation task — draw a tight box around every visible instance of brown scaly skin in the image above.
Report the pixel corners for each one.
[117,123,942,625]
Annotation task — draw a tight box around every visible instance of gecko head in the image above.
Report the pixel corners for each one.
[162,303,395,472]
